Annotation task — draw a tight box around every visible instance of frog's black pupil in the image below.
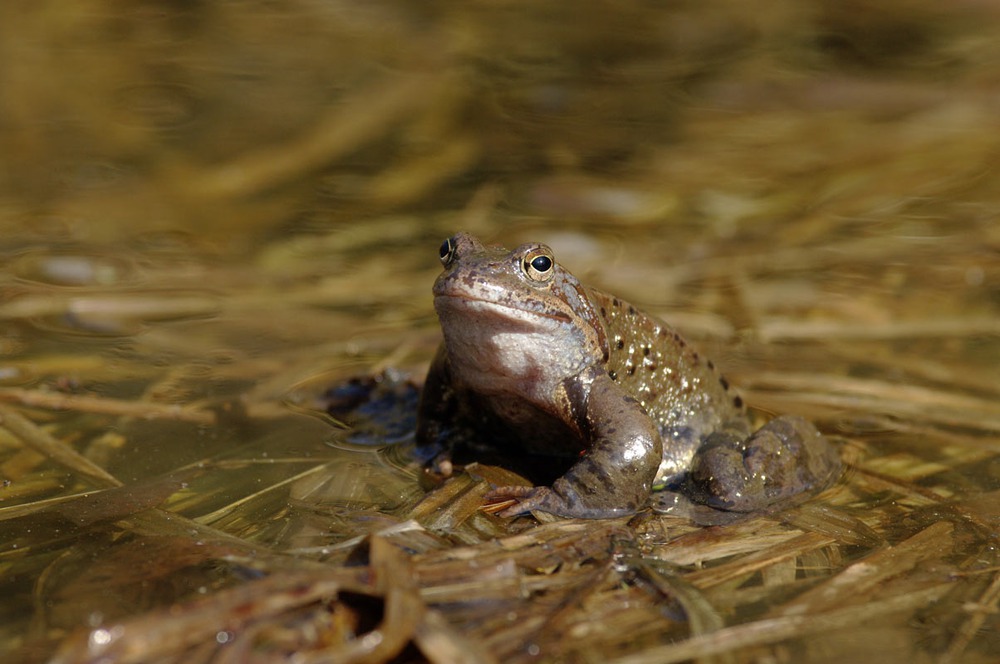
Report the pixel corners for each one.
[531,255,552,272]
[439,239,452,260]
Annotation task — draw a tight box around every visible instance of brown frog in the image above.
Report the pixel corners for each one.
[417,233,840,519]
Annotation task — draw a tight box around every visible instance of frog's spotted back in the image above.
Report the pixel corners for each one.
[586,288,747,480]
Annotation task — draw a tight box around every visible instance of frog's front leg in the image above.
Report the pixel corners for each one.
[488,370,662,518]
[685,415,841,512]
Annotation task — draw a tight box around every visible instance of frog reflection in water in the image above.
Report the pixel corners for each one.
[417,233,840,519]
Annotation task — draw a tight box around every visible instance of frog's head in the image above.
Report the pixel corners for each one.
[432,233,609,398]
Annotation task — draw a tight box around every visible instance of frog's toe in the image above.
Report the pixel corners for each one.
[484,485,551,517]
[417,450,458,490]
[418,445,456,477]
[431,455,454,478]
[486,483,640,519]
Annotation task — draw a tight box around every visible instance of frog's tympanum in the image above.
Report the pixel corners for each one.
[417,233,840,518]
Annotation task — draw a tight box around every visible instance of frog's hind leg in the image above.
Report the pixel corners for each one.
[685,416,841,512]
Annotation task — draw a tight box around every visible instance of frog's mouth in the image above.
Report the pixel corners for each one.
[434,293,572,325]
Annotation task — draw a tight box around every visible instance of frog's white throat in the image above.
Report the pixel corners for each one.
[435,295,597,402]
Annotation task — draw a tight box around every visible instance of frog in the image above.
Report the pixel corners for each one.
[416,233,840,519]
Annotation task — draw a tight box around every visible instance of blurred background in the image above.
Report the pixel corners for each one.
[4,1,999,243]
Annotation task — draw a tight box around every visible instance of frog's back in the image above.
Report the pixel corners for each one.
[586,287,745,449]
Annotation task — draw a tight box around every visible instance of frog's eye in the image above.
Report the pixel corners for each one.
[522,247,555,282]
[439,237,456,267]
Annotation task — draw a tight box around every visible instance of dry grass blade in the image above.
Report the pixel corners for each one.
[939,571,1000,664]
[294,536,426,664]
[0,404,120,487]
[743,372,1000,438]
[757,317,1000,342]
[189,73,446,199]
[780,504,883,548]
[684,531,835,590]
[415,610,501,664]
[48,572,355,664]
[42,531,500,664]
[0,388,216,425]
[608,584,954,664]
[0,293,221,322]
[629,559,728,640]
[770,521,954,617]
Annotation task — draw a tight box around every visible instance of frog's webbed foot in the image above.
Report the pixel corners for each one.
[485,482,639,519]
[686,415,841,512]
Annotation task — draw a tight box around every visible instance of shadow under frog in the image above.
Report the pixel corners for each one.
[409,233,841,521]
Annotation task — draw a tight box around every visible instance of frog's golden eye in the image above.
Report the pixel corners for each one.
[522,247,555,282]
[439,237,456,267]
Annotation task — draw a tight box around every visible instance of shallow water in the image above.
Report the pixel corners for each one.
[1,2,999,663]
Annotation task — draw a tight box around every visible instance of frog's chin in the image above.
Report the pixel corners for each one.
[434,294,596,397]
